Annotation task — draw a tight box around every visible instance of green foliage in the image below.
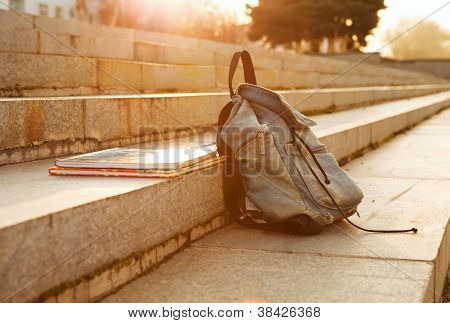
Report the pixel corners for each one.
[247,0,385,51]
[383,18,450,60]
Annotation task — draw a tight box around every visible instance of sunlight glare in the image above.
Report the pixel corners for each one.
[210,0,259,24]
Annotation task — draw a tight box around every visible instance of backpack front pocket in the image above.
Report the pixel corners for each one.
[236,127,307,222]
[286,142,364,211]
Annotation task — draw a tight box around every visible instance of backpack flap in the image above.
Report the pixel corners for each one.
[237,83,317,128]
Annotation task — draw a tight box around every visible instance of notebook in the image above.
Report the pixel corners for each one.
[55,143,218,171]
[49,156,225,179]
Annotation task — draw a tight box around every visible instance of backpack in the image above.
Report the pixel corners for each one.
[217,51,417,235]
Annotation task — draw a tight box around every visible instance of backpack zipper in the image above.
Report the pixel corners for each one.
[257,132,266,155]
[235,125,270,158]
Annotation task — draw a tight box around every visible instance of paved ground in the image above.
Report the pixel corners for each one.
[99,109,447,302]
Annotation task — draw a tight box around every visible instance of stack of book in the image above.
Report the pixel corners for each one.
[49,143,224,178]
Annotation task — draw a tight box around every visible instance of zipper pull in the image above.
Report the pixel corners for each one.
[257,132,266,155]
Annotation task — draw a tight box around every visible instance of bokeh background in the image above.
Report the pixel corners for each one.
[1,0,449,59]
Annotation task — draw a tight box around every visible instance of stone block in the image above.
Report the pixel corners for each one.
[102,247,434,302]
[162,45,215,65]
[129,258,142,279]
[214,51,232,66]
[154,94,220,130]
[74,281,89,303]
[0,27,38,54]
[0,98,84,149]
[177,233,189,248]
[352,89,376,106]
[89,270,112,301]
[190,224,208,242]
[283,90,333,113]
[407,103,441,127]
[256,69,279,88]
[57,287,76,303]
[315,58,346,74]
[370,114,408,144]
[319,124,371,161]
[210,216,223,231]
[97,59,142,92]
[283,56,316,73]
[332,90,357,107]
[75,36,134,60]
[38,143,52,160]
[140,248,157,273]
[156,238,179,262]
[8,149,23,164]
[216,66,243,89]
[111,265,130,289]
[330,74,361,88]
[42,99,84,142]
[0,9,34,29]
[434,231,448,301]
[136,42,215,65]
[0,150,9,166]
[142,64,215,92]
[134,42,160,62]
[0,53,97,90]
[251,54,283,70]
[318,73,338,87]
[279,70,319,89]
[0,100,26,149]
[39,32,74,56]
[84,98,130,141]
[34,16,94,36]
[24,146,39,162]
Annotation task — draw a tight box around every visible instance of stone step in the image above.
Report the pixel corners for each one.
[133,42,441,85]
[0,10,438,76]
[103,108,450,303]
[0,9,442,86]
[2,51,445,98]
[1,10,445,98]
[2,85,449,166]
[0,92,448,302]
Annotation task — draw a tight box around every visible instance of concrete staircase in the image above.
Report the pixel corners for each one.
[1,9,447,97]
[0,10,449,303]
[1,92,449,303]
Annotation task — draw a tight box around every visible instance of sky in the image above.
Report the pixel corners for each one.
[363,0,450,52]
[221,0,449,52]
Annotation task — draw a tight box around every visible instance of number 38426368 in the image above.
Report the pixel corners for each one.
[257,306,320,318]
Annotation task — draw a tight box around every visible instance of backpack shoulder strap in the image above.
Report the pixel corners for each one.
[228,50,257,97]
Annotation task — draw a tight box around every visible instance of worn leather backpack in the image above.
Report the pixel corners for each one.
[217,51,417,235]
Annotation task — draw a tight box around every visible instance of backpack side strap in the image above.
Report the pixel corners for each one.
[228,50,257,97]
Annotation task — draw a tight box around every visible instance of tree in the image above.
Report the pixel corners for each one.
[383,18,450,60]
[247,0,385,52]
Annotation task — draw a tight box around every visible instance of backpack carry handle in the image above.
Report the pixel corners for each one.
[228,51,257,97]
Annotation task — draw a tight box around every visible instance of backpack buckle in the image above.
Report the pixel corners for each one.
[232,95,243,105]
